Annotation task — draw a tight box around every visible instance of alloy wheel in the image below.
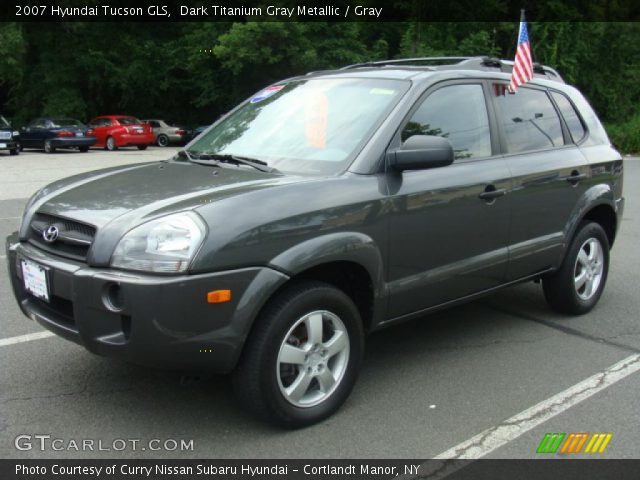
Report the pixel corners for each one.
[574,237,604,300]
[276,310,350,408]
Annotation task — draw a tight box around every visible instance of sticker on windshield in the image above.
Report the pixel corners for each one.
[250,85,285,103]
[304,92,329,149]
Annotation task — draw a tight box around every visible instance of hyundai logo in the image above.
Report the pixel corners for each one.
[42,225,60,243]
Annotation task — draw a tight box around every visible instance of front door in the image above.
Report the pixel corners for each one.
[22,119,44,148]
[386,82,512,320]
[89,118,112,146]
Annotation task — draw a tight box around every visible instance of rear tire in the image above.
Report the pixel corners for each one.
[105,136,117,151]
[543,221,609,315]
[232,280,364,428]
[44,140,55,154]
[156,134,169,147]
[79,146,89,153]
[137,145,148,151]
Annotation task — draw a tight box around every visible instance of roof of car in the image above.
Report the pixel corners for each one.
[302,56,565,85]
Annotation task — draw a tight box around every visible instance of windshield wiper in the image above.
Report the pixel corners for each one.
[176,149,216,167]
[187,151,277,173]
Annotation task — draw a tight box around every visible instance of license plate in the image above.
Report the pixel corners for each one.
[75,132,83,137]
[133,128,143,134]
[21,259,50,302]
[0,143,6,148]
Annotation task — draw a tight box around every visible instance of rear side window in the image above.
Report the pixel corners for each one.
[493,85,564,153]
[551,91,586,143]
[402,84,491,160]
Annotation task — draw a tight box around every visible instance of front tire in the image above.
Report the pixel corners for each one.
[543,221,609,315]
[9,147,18,156]
[232,281,364,428]
[105,136,117,151]
[44,140,55,154]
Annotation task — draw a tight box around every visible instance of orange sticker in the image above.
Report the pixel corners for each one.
[304,92,328,149]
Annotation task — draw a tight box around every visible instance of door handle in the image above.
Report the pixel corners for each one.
[564,171,587,185]
[478,186,507,201]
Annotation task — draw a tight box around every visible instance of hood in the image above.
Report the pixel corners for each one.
[22,161,309,264]
[35,161,302,226]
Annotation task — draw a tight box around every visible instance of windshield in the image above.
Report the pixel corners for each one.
[188,78,408,175]
[50,118,84,127]
[0,115,10,128]
[117,117,142,125]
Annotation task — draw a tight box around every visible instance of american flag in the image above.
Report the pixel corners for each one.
[509,12,533,92]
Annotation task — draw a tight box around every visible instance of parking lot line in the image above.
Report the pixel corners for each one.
[434,353,640,459]
[0,331,55,347]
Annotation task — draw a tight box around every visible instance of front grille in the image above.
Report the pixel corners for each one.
[28,213,96,261]
[0,131,11,140]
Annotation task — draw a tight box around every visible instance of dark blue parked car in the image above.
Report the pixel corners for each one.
[20,118,96,153]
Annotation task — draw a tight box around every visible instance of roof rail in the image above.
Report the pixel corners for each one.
[340,57,472,70]
[338,56,564,83]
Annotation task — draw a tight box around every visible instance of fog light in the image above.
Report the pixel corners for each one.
[103,282,125,312]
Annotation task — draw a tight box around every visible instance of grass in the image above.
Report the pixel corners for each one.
[606,114,640,155]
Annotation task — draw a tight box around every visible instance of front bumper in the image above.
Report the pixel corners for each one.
[6,233,288,373]
[0,138,18,150]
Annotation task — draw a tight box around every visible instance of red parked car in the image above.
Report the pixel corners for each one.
[87,115,155,151]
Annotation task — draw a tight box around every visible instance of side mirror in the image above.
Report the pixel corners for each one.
[390,135,454,171]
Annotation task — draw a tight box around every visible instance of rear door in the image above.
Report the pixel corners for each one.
[489,82,590,279]
[386,81,512,320]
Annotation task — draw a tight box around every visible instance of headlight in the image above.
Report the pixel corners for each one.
[12,130,19,137]
[111,212,205,273]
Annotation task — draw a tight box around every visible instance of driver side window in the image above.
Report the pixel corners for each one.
[402,84,492,160]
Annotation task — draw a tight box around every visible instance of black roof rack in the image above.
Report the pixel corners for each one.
[338,56,564,83]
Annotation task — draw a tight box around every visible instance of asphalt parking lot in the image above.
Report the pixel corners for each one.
[0,149,638,460]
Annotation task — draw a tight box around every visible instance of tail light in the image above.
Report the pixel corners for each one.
[175,129,186,135]
[86,129,94,135]
[56,131,75,138]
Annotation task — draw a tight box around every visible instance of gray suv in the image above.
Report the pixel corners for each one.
[6,57,624,428]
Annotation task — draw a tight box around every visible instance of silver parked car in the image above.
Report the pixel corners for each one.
[144,119,187,147]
